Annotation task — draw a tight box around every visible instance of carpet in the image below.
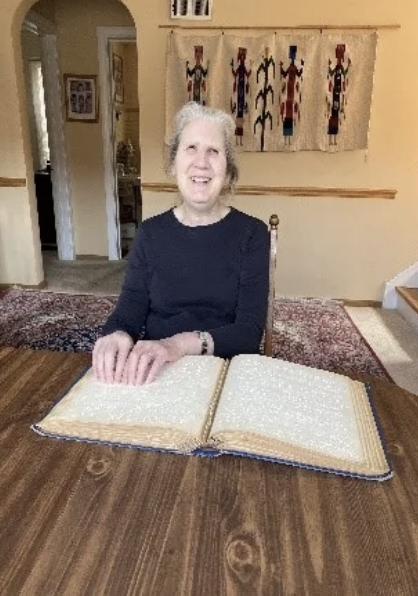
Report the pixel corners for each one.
[0,289,391,380]
[272,297,391,381]
[0,290,116,354]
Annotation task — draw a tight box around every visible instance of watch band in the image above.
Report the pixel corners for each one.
[195,331,209,355]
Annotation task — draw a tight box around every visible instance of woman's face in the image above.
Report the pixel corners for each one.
[172,118,228,212]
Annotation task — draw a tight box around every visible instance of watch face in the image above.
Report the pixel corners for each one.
[194,330,209,354]
[200,332,209,355]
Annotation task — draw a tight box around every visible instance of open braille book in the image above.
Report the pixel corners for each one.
[32,354,392,481]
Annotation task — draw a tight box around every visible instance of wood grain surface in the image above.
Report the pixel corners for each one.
[0,347,417,595]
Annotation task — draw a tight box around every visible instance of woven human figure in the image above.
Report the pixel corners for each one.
[279,45,304,146]
[186,45,209,105]
[230,47,252,145]
[326,44,351,146]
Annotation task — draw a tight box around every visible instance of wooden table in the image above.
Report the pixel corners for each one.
[1,347,418,595]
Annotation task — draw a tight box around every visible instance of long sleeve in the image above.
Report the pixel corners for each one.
[208,220,270,358]
[101,208,270,358]
[101,226,149,341]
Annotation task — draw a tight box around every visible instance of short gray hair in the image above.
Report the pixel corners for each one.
[166,102,239,194]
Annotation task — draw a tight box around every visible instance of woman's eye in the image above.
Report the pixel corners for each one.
[208,148,219,155]
[186,145,196,151]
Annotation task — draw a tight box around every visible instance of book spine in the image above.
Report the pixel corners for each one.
[201,359,230,444]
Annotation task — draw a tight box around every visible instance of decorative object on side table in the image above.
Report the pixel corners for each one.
[116,139,138,174]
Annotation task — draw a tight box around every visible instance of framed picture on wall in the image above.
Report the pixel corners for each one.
[112,53,124,104]
[64,74,99,123]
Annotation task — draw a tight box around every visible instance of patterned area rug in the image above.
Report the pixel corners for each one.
[0,290,116,354]
[0,289,391,380]
[272,297,391,380]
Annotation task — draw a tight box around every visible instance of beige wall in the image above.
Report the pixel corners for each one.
[136,0,418,300]
[1,0,418,298]
[0,0,43,285]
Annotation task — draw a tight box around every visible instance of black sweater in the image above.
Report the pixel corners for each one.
[102,207,270,358]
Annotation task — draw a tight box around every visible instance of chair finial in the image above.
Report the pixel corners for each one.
[269,214,279,229]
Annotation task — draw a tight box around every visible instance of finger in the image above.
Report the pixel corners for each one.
[121,362,129,385]
[113,345,132,383]
[92,339,104,379]
[121,348,140,384]
[103,347,118,384]
[133,353,154,386]
[125,351,144,385]
[92,344,100,380]
[143,355,166,385]
[93,342,107,382]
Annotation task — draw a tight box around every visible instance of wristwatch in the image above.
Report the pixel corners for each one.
[195,331,209,355]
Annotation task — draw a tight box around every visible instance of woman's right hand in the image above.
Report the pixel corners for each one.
[92,330,134,384]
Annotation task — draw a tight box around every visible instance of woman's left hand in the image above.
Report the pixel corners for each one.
[122,337,186,386]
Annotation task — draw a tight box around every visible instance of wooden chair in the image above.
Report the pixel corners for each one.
[264,214,280,357]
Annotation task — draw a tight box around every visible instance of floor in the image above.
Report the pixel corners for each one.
[42,251,418,396]
[42,251,127,295]
[347,306,418,397]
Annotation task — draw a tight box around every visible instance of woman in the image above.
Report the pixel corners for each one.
[93,102,269,385]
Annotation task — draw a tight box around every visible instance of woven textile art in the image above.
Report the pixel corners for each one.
[0,289,390,381]
[165,31,377,152]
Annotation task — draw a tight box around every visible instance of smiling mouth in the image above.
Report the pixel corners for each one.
[191,177,211,183]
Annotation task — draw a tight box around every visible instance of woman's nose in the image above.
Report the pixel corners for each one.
[194,148,209,167]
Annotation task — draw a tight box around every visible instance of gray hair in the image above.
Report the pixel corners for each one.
[166,102,239,194]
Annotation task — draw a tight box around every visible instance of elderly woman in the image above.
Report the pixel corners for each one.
[93,102,269,385]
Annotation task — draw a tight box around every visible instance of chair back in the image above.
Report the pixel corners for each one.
[264,214,279,357]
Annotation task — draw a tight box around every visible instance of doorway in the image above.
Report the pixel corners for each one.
[20,8,137,269]
[26,55,57,250]
[97,26,139,260]
[21,11,75,261]
[110,40,141,257]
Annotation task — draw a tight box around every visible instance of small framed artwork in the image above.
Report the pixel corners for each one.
[112,53,124,104]
[171,0,213,19]
[64,74,99,123]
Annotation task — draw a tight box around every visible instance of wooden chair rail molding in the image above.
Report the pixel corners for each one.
[141,182,397,200]
[0,177,26,188]
[160,24,400,31]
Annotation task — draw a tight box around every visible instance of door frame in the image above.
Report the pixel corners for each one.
[97,26,137,261]
[24,11,75,260]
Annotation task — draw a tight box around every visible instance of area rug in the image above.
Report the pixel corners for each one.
[0,289,391,380]
[272,297,391,381]
[0,290,116,354]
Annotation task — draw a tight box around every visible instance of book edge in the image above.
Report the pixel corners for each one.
[364,381,393,476]
[213,447,394,481]
[30,423,210,456]
[31,423,392,481]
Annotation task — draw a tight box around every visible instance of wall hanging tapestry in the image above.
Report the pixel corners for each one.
[165,31,377,152]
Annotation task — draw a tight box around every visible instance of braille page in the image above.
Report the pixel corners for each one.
[209,355,391,478]
[34,356,225,453]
